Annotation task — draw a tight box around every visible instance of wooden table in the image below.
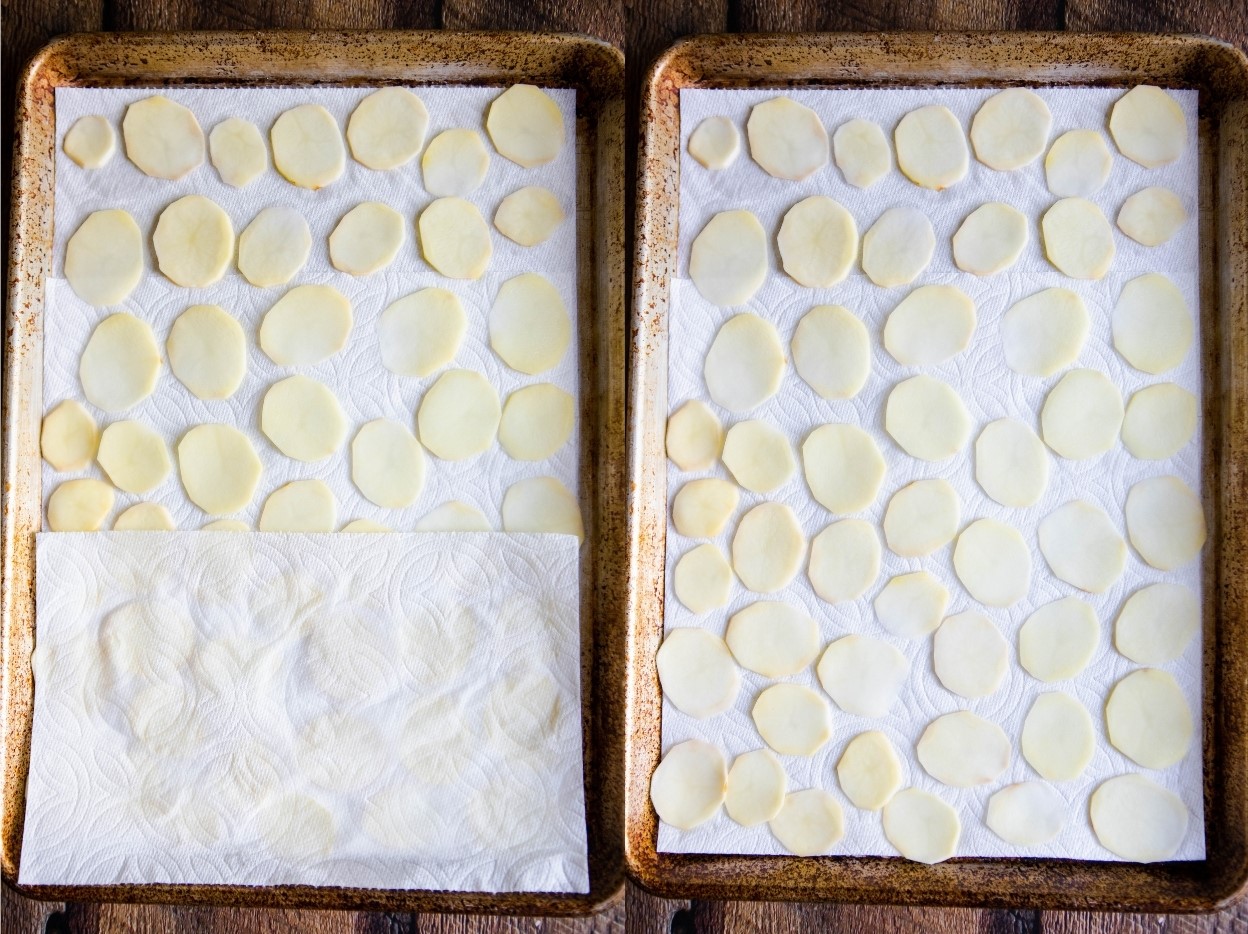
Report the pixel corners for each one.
[4,0,1248,930]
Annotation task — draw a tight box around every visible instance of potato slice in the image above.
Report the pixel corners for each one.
[883,479,959,557]
[97,420,170,493]
[952,518,1031,608]
[347,88,428,171]
[791,304,870,400]
[703,313,785,413]
[1091,774,1188,863]
[873,571,948,640]
[656,628,740,719]
[895,105,968,190]
[114,503,175,531]
[177,424,262,515]
[770,789,843,856]
[415,501,490,532]
[861,207,934,287]
[916,711,1010,787]
[837,732,902,811]
[494,186,564,246]
[209,117,266,187]
[933,612,1007,699]
[329,201,405,276]
[378,287,465,379]
[79,313,161,413]
[688,116,740,170]
[421,128,490,196]
[499,383,574,461]
[970,88,1051,171]
[153,195,234,288]
[236,206,311,288]
[650,740,726,830]
[725,749,785,826]
[202,519,248,531]
[752,684,832,756]
[1106,668,1193,769]
[732,502,804,593]
[817,634,908,717]
[1115,583,1198,666]
[689,210,768,307]
[1037,500,1126,593]
[777,196,857,288]
[672,543,733,614]
[747,97,828,181]
[883,285,975,366]
[1045,129,1112,197]
[47,478,114,531]
[1021,691,1094,782]
[417,369,500,460]
[1019,596,1099,682]
[259,284,352,367]
[952,202,1027,275]
[167,304,246,401]
[671,478,739,538]
[1110,85,1186,168]
[1125,475,1206,570]
[1118,186,1186,247]
[64,115,115,169]
[666,400,723,471]
[351,418,425,509]
[721,420,794,493]
[1111,273,1192,374]
[1122,383,1197,460]
[488,273,570,375]
[1000,287,1089,377]
[883,789,960,864]
[1041,197,1115,280]
[122,95,204,180]
[975,419,1049,508]
[885,376,970,462]
[272,103,345,188]
[501,476,583,541]
[808,519,880,604]
[258,479,337,532]
[64,209,143,307]
[725,601,819,677]
[487,84,564,169]
[986,783,1066,846]
[41,400,98,472]
[1040,369,1123,459]
[342,519,391,533]
[260,375,347,462]
[833,118,889,188]
[802,424,885,514]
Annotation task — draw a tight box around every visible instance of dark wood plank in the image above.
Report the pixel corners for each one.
[410,899,623,933]
[665,899,1038,934]
[2,883,63,934]
[105,0,440,31]
[442,0,624,49]
[1041,900,1248,934]
[1066,0,1248,54]
[736,0,1063,32]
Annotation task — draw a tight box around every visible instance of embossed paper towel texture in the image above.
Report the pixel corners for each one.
[46,87,578,530]
[21,532,589,891]
[659,88,1204,859]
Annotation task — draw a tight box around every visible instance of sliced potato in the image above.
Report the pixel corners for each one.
[832,118,889,188]
[688,115,740,170]
[861,207,934,287]
[1045,129,1112,197]
[64,209,143,307]
[1041,197,1115,280]
[486,84,565,169]
[894,105,967,190]
[122,95,204,180]
[1118,186,1186,247]
[63,115,115,169]
[271,103,345,189]
[422,128,490,197]
[970,88,1051,171]
[777,196,857,288]
[152,195,234,289]
[347,87,429,171]
[418,196,492,279]
[746,97,828,181]
[208,117,266,187]
[1109,85,1186,168]
[689,210,768,307]
[494,186,564,246]
[952,202,1027,276]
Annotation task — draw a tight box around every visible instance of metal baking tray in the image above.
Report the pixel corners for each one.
[626,32,1248,912]
[2,30,626,915]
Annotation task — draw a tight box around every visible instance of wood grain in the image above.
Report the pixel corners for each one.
[443,0,623,49]
[106,0,440,30]
[1066,0,1248,53]
[736,0,1063,32]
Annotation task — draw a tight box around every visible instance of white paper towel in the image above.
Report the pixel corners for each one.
[21,531,589,892]
[659,87,1205,860]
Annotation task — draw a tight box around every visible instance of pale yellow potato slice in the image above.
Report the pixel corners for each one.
[488,272,569,374]
[769,789,844,856]
[494,186,564,246]
[1090,774,1189,863]
[932,611,1007,698]
[883,788,960,864]
[258,479,337,532]
[1118,186,1186,247]
[808,518,880,604]
[64,209,143,307]
[347,88,429,171]
[861,207,934,287]
[1115,583,1198,665]
[1037,500,1127,593]
[689,210,768,307]
[41,400,98,472]
[351,418,425,509]
[952,202,1028,275]
[1045,129,1112,197]
[47,478,113,531]
[970,88,1051,170]
[114,503,175,531]
[732,502,804,593]
[487,84,564,169]
[952,518,1031,608]
[882,479,960,557]
[873,571,948,640]
[721,420,794,493]
[1106,668,1193,769]
[79,313,161,413]
[688,115,740,170]
[894,105,968,190]
[725,601,818,677]
[271,103,345,188]
[259,284,352,367]
[666,400,723,471]
[791,304,870,400]
[64,115,115,169]
[1111,273,1192,374]
[917,711,1010,787]
[177,424,262,515]
[975,419,1049,508]
[237,206,311,287]
[1000,287,1090,377]
[671,478,739,538]
[986,783,1066,846]
[417,369,500,460]
[752,683,832,756]
[342,519,390,532]
[746,97,828,181]
[260,375,347,462]
[1041,197,1115,280]
[672,542,733,614]
[1125,475,1206,570]
[725,749,785,826]
[167,304,246,400]
[499,383,574,461]
[1109,85,1186,169]
[802,424,885,513]
[415,501,490,532]
[837,732,902,811]
[884,376,970,462]
[420,128,490,196]
[501,476,583,541]
[833,118,889,188]
[1021,692,1094,781]
[883,285,975,366]
[329,201,405,276]
[777,196,857,288]
[1122,383,1197,460]
[208,117,266,187]
[122,95,204,179]
[153,195,234,288]
[202,519,248,531]
[703,313,785,413]
[97,420,170,493]
[1040,368,1123,459]
[1019,596,1099,682]
[650,740,726,830]
[378,287,467,378]
[656,627,740,719]
[817,634,908,717]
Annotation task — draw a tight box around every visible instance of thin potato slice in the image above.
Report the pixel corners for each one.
[792,305,870,400]
[41,400,98,472]
[656,628,740,719]
[861,207,934,287]
[1106,669,1193,769]
[777,196,857,288]
[417,369,500,460]
[1115,583,1198,665]
[1111,273,1192,374]
[873,571,948,640]
[933,612,1007,699]
[833,118,889,188]
[260,375,347,462]
[272,104,345,189]
[1045,130,1112,197]
[671,478,739,539]
[1019,596,1099,682]
[347,88,428,171]
[1118,186,1186,247]
[817,634,908,717]
[122,95,204,180]
[1091,774,1188,863]
[177,424,262,515]
[882,479,960,557]
[885,376,970,462]
[837,732,902,811]
[1122,383,1197,460]
[1037,500,1126,593]
[725,749,785,826]
[1000,287,1089,377]
[342,519,391,533]
[650,740,726,831]
[666,400,723,471]
[114,503,175,531]
[672,543,733,614]
[494,186,564,246]
[808,519,880,604]
[378,287,466,378]
[725,601,819,678]
[1041,197,1115,280]
[329,201,405,276]
[689,210,768,307]
[422,129,490,197]
[238,206,311,287]
[47,479,114,531]
[64,115,116,169]
[258,479,337,532]
[209,117,266,187]
[970,88,1051,171]
[721,420,794,493]
[769,789,843,856]
[747,97,828,181]
[895,105,968,190]
[97,420,170,493]
[153,195,234,288]
[415,501,490,532]
[499,383,574,461]
[202,519,248,531]
[703,313,785,413]
[1125,475,1206,571]
[883,789,960,864]
[501,476,583,542]
[351,419,425,509]
[688,116,740,170]
[916,711,1010,787]
[1040,369,1123,459]
[259,285,353,367]
[487,84,565,169]
[883,285,975,367]
[752,684,832,756]
[64,209,143,307]
[987,783,1066,846]
[1021,691,1094,781]
[79,313,161,413]
[802,424,885,514]
[975,419,1049,508]
[488,273,570,375]
[952,518,1031,608]
[732,502,805,593]
[952,202,1027,276]
[1110,85,1186,169]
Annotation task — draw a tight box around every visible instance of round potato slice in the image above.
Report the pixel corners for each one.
[747,97,828,181]
[1001,287,1090,377]
[1106,668,1193,769]
[237,206,311,288]
[970,88,1051,171]
[378,287,466,379]
[882,479,960,557]
[418,369,500,460]
[666,400,723,471]
[259,284,352,367]
[487,84,564,169]
[1022,692,1094,781]
[933,612,1008,699]
[153,195,234,288]
[329,201,405,276]
[258,479,337,532]
[703,313,785,413]
[114,503,175,531]
[415,500,490,532]
[1122,383,1197,460]
[1019,596,1099,682]
[837,732,902,811]
[202,519,248,531]
[873,571,948,640]
[673,543,733,614]
[64,115,115,169]
[1045,129,1112,197]
[770,789,844,856]
[79,313,161,413]
[721,420,794,493]
[178,424,262,515]
[1115,583,1199,665]
[808,519,881,604]
[753,684,832,756]
[418,196,493,280]
[802,424,885,514]
[1041,369,1123,459]
[1091,774,1189,863]
[1118,186,1186,247]
[1041,197,1115,280]
[777,196,857,288]
[833,118,889,188]
[732,502,805,593]
[883,285,976,367]
[494,186,564,246]
[272,103,345,188]
[986,783,1066,846]
[917,711,1010,787]
[817,634,908,717]
[650,740,726,830]
[791,305,870,400]
[422,128,489,197]
[122,95,204,180]
[725,749,785,826]
[861,207,935,287]
[952,202,1028,275]
[97,420,170,493]
[1112,273,1192,375]
[488,273,570,375]
[885,376,970,462]
[975,419,1049,508]
[689,210,768,307]
[501,476,582,541]
[671,478,739,538]
[883,788,960,864]
[725,601,819,678]
[260,375,347,462]
[953,518,1031,608]
[64,209,143,307]
[208,117,265,187]
[499,383,574,461]
[342,519,391,533]
[47,478,114,531]
[347,87,428,171]
[656,628,740,719]
[351,419,425,509]
[895,105,968,190]
[1037,500,1127,593]
[688,115,740,170]
[41,400,98,472]
[1110,85,1186,169]
[1125,475,1206,571]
